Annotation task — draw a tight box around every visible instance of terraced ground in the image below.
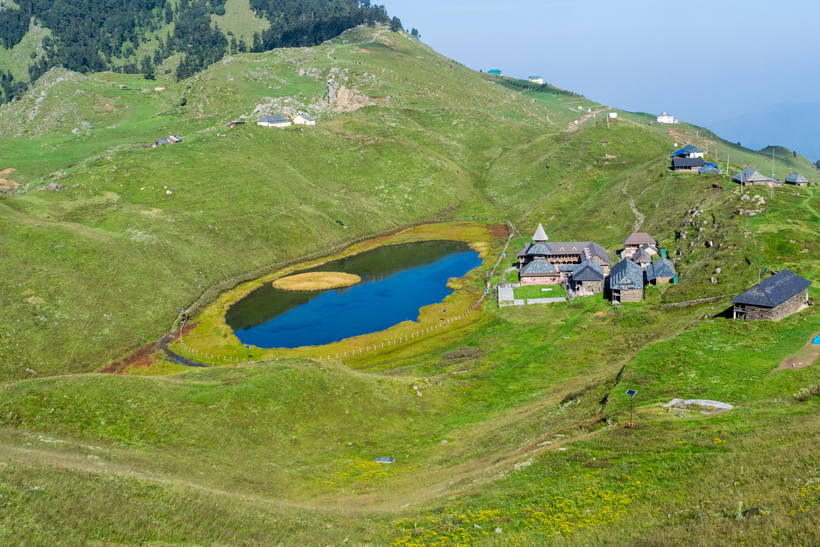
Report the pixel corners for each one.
[2,24,820,547]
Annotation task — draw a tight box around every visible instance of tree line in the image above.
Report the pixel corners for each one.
[0,0,403,95]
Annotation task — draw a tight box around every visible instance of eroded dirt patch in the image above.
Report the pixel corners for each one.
[772,335,820,373]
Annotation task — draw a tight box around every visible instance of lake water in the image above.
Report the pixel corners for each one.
[226,240,482,349]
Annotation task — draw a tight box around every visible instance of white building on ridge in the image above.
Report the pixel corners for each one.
[656,112,678,124]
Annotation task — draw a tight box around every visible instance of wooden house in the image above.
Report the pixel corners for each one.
[293,113,316,126]
[645,257,676,284]
[623,233,656,254]
[672,157,707,172]
[785,172,809,186]
[609,258,644,303]
[517,224,609,285]
[731,269,811,321]
[257,115,293,128]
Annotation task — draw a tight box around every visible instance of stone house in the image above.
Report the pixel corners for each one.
[731,269,811,321]
[785,172,809,186]
[570,260,605,295]
[645,257,676,284]
[672,157,707,172]
[609,258,644,303]
[733,167,782,187]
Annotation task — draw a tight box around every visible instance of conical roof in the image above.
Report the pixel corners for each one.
[532,223,548,242]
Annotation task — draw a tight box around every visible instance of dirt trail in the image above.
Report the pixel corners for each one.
[621,175,645,232]
[567,106,613,132]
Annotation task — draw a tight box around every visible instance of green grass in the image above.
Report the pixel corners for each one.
[513,284,567,300]
[3,23,820,547]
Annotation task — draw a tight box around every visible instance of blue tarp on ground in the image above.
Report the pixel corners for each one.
[812,335,820,344]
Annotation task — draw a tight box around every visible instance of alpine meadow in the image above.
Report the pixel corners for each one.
[1,3,820,546]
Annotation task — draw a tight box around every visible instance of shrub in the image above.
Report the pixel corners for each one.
[793,384,820,402]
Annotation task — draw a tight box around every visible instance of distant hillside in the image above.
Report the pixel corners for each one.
[0,0,399,101]
[710,102,820,165]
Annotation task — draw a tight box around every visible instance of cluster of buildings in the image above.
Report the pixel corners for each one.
[670,145,722,174]
[669,144,813,187]
[731,167,810,188]
[510,223,814,322]
[255,113,316,128]
[515,225,676,303]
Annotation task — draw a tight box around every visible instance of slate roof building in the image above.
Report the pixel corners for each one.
[699,163,722,174]
[151,135,182,147]
[257,115,293,128]
[645,257,676,284]
[609,258,644,303]
[517,223,610,285]
[227,121,246,128]
[570,260,605,295]
[672,157,707,172]
[631,248,653,269]
[671,144,705,159]
[785,172,809,186]
[732,167,782,187]
[731,269,811,321]
[293,113,316,126]
[623,233,657,253]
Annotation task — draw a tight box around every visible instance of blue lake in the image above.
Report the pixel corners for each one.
[226,240,482,349]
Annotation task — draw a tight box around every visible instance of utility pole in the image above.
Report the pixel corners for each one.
[726,154,730,177]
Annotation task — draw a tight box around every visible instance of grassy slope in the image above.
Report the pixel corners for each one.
[2,25,820,547]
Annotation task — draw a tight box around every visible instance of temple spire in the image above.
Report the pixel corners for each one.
[532,223,548,242]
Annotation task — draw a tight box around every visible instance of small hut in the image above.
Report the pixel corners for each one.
[293,113,316,126]
[645,257,676,284]
[785,172,809,186]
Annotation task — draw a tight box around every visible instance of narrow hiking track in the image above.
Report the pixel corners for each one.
[567,106,613,132]
[621,175,645,232]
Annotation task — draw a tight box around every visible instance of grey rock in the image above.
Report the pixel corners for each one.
[495,527,503,534]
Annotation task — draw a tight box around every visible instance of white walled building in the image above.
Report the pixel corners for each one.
[656,112,678,124]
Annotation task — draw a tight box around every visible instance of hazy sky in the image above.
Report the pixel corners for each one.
[386,0,820,127]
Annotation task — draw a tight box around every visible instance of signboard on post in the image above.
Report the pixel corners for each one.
[626,389,637,427]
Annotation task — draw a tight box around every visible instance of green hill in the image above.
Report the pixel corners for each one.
[2,23,820,547]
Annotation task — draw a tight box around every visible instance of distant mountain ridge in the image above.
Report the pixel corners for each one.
[710,102,820,165]
[0,0,401,102]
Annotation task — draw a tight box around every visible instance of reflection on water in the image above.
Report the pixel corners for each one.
[226,240,481,349]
